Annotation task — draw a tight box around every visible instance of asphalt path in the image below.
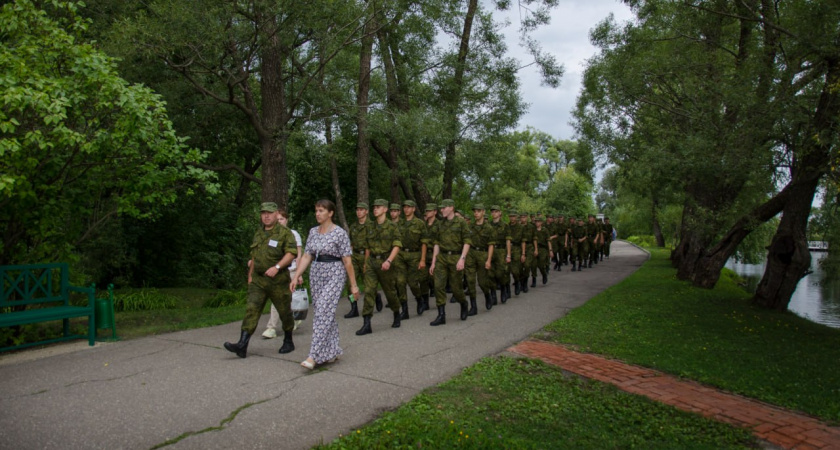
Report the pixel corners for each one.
[0,241,647,450]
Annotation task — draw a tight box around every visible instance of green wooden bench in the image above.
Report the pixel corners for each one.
[0,263,96,352]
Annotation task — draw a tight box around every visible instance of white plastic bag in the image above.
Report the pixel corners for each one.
[291,288,309,321]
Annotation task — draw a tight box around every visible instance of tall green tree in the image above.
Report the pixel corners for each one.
[0,0,213,266]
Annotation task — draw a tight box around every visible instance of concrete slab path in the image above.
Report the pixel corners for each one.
[10,240,825,450]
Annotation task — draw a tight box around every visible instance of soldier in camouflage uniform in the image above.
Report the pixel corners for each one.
[520,213,536,291]
[603,217,614,259]
[490,205,512,303]
[586,214,601,268]
[395,199,427,318]
[388,203,408,319]
[555,215,568,269]
[534,215,554,285]
[570,217,588,271]
[466,203,497,314]
[428,199,472,325]
[356,199,403,336]
[420,203,438,308]
[345,202,379,319]
[224,202,298,358]
[508,211,525,296]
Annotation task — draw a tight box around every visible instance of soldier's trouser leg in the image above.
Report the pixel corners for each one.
[525,249,536,279]
[510,247,522,291]
[492,250,507,287]
[243,277,293,334]
[537,248,548,277]
[393,253,408,305]
[401,252,425,300]
[472,251,492,295]
[570,242,580,265]
[434,254,467,307]
[605,239,612,257]
[465,252,480,298]
[363,259,400,315]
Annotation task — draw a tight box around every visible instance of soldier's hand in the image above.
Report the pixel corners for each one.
[418,261,426,270]
[484,260,492,270]
[265,267,279,278]
[429,263,435,276]
[456,259,465,271]
[520,254,526,263]
[248,275,252,284]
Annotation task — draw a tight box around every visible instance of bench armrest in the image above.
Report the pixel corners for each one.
[67,285,95,307]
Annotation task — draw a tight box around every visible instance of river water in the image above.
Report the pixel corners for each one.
[725,252,840,329]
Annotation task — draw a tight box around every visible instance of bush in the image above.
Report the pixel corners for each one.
[625,235,658,247]
[203,289,247,308]
[113,289,179,312]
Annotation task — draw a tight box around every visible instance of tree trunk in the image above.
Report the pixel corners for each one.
[325,119,348,229]
[261,133,290,208]
[260,17,289,208]
[652,198,665,247]
[753,180,817,310]
[441,0,478,198]
[355,16,374,206]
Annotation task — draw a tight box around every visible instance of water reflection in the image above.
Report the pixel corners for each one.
[726,253,840,329]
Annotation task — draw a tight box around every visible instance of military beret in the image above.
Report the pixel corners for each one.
[472,203,485,210]
[389,203,401,210]
[356,202,369,209]
[440,199,455,207]
[490,205,501,211]
[260,202,278,212]
[403,200,416,207]
[372,198,389,207]
[425,203,437,211]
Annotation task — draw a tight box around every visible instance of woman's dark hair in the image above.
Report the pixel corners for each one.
[315,199,336,215]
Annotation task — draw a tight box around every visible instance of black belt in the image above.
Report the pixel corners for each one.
[402,248,419,252]
[511,241,521,245]
[539,245,549,249]
[441,249,463,255]
[472,246,487,252]
[371,253,391,260]
[315,254,342,262]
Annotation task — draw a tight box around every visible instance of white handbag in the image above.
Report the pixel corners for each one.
[291,288,309,321]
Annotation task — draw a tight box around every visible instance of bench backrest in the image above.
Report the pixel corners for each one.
[1,263,71,309]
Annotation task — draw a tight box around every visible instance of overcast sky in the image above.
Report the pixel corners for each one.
[495,0,635,140]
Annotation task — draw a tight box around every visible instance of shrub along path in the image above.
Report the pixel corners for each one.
[509,339,840,449]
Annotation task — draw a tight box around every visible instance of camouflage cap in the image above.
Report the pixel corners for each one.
[403,199,416,207]
[356,202,369,209]
[472,203,485,210]
[490,205,501,211]
[440,199,455,207]
[425,203,437,211]
[389,203,401,210]
[455,209,464,216]
[536,214,545,221]
[372,198,389,207]
[508,210,519,216]
[260,202,278,212]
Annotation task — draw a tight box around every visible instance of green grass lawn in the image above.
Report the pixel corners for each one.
[543,248,840,424]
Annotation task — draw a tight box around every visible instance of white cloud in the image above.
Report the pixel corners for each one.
[494,0,634,139]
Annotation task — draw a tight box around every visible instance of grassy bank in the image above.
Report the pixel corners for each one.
[318,247,840,448]
[544,248,840,424]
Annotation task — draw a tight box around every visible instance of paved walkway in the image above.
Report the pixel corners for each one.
[509,340,840,449]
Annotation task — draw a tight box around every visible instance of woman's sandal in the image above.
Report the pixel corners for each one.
[300,359,315,370]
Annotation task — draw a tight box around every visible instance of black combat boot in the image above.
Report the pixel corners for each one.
[223,330,251,358]
[356,315,372,335]
[422,294,430,313]
[531,276,537,288]
[278,330,295,354]
[589,260,593,268]
[460,300,469,320]
[430,306,446,326]
[521,277,529,293]
[485,292,493,311]
[514,280,521,295]
[502,284,510,303]
[468,296,478,316]
[542,272,548,285]
[416,298,424,316]
[490,289,498,306]
[400,301,409,320]
[375,293,383,312]
[392,310,401,328]
[571,261,577,272]
[344,300,359,318]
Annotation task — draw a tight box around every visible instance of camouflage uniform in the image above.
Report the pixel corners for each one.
[603,218,614,258]
[362,206,403,317]
[508,212,525,295]
[395,200,427,317]
[490,206,512,302]
[431,202,472,309]
[534,217,552,284]
[243,222,298,333]
[466,204,497,313]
